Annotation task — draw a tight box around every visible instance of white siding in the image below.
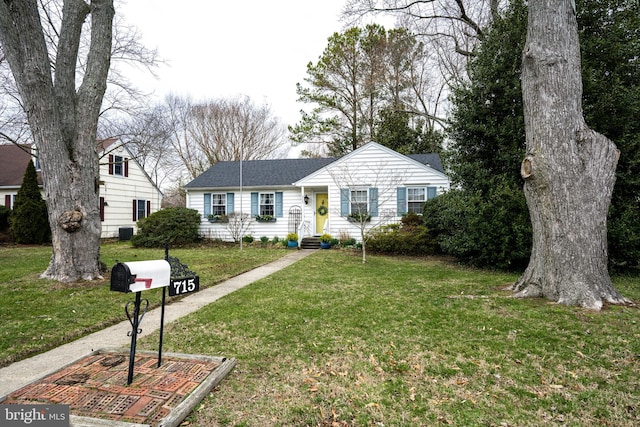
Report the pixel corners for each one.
[99,144,162,238]
[299,143,450,241]
[188,143,451,243]
[194,188,306,241]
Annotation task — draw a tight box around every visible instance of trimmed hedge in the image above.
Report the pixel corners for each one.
[368,213,437,256]
[131,207,201,247]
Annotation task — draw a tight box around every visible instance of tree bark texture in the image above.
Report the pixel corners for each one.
[0,0,114,282]
[514,0,627,309]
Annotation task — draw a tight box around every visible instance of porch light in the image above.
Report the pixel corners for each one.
[304,195,309,205]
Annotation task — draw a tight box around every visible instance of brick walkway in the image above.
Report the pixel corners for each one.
[2,350,235,426]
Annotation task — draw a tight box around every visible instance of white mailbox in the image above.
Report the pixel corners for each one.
[110,260,171,293]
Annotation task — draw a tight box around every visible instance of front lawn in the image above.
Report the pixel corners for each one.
[142,251,639,426]
[1,244,638,425]
[0,241,287,367]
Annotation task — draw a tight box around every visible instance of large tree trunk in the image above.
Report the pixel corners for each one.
[0,0,114,282]
[513,0,628,309]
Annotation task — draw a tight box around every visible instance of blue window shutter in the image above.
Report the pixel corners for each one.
[340,188,349,216]
[275,192,283,217]
[251,192,258,216]
[227,193,234,214]
[369,188,378,217]
[427,186,437,200]
[397,187,407,215]
[203,193,211,218]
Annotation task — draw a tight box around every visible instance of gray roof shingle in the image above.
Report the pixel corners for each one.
[184,153,444,189]
[184,158,338,188]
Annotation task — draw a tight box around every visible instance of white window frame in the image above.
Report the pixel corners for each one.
[211,193,227,216]
[113,155,124,176]
[350,188,369,215]
[407,187,427,214]
[259,192,275,216]
[137,199,148,220]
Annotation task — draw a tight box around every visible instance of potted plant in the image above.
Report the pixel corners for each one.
[286,232,299,248]
[347,212,371,222]
[255,214,276,222]
[207,214,228,223]
[320,233,332,249]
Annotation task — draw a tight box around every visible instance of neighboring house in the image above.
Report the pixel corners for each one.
[0,144,42,210]
[184,142,450,242]
[97,138,163,238]
[0,139,163,239]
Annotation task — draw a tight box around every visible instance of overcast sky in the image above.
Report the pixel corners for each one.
[118,0,357,127]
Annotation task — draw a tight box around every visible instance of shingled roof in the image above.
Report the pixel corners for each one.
[184,152,444,189]
[185,158,337,189]
[0,144,42,187]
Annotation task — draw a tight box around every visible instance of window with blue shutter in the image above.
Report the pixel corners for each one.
[369,188,378,217]
[227,193,234,214]
[427,186,437,200]
[203,193,211,218]
[251,192,259,216]
[275,192,283,217]
[340,188,349,216]
[397,187,407,215]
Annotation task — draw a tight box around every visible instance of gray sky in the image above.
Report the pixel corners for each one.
[119,0,351,127]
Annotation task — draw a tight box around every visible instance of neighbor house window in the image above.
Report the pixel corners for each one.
[113,155,124,176]
[350,189,368,214]
[260,192,275,216]
[132,199,150,221]
[108,154,128,177]
[211,193,227,216]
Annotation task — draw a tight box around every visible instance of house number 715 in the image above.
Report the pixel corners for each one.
[169,276,200,296]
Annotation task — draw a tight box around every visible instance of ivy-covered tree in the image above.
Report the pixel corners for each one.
[425,0,530,270]
[578,0,640,269]
[9,160,50,244]
[427,0,640,275]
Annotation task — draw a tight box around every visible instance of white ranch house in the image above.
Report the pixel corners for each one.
[185,142,450,243]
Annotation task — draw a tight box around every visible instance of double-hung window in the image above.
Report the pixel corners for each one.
[407,187,427,214]
[260,192,275,216]
[113,155,124,176]
[350,189,369,215]
[211,193,227,216]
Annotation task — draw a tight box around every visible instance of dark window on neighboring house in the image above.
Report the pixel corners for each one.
[109,154,129,177]
[132,199,151,221]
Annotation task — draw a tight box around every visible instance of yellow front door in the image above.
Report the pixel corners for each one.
[315,193,328,235]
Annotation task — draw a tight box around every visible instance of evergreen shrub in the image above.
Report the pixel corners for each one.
[131,207,201,247]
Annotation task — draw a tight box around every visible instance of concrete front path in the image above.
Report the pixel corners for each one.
[0,249,315,398]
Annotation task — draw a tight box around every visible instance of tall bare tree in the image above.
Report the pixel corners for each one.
[513,0,627,309]
[0,1,159,146]
[0,0,114,282]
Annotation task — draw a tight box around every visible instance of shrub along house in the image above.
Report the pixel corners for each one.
[184,142,450,244]
[0,139,162,239]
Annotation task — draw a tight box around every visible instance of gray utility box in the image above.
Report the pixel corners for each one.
[118,227,134,241]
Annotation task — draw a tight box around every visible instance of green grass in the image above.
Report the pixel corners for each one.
[0,241,287,366]
[1,245,639,425]
[140,251,639,426]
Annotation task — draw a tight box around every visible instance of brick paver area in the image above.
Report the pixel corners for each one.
[2,350,229,425]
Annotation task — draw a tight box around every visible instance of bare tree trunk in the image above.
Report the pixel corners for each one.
[513,0,627,309]
[0,0,114,282]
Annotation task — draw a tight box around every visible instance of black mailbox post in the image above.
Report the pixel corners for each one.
[109,246,199,385]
